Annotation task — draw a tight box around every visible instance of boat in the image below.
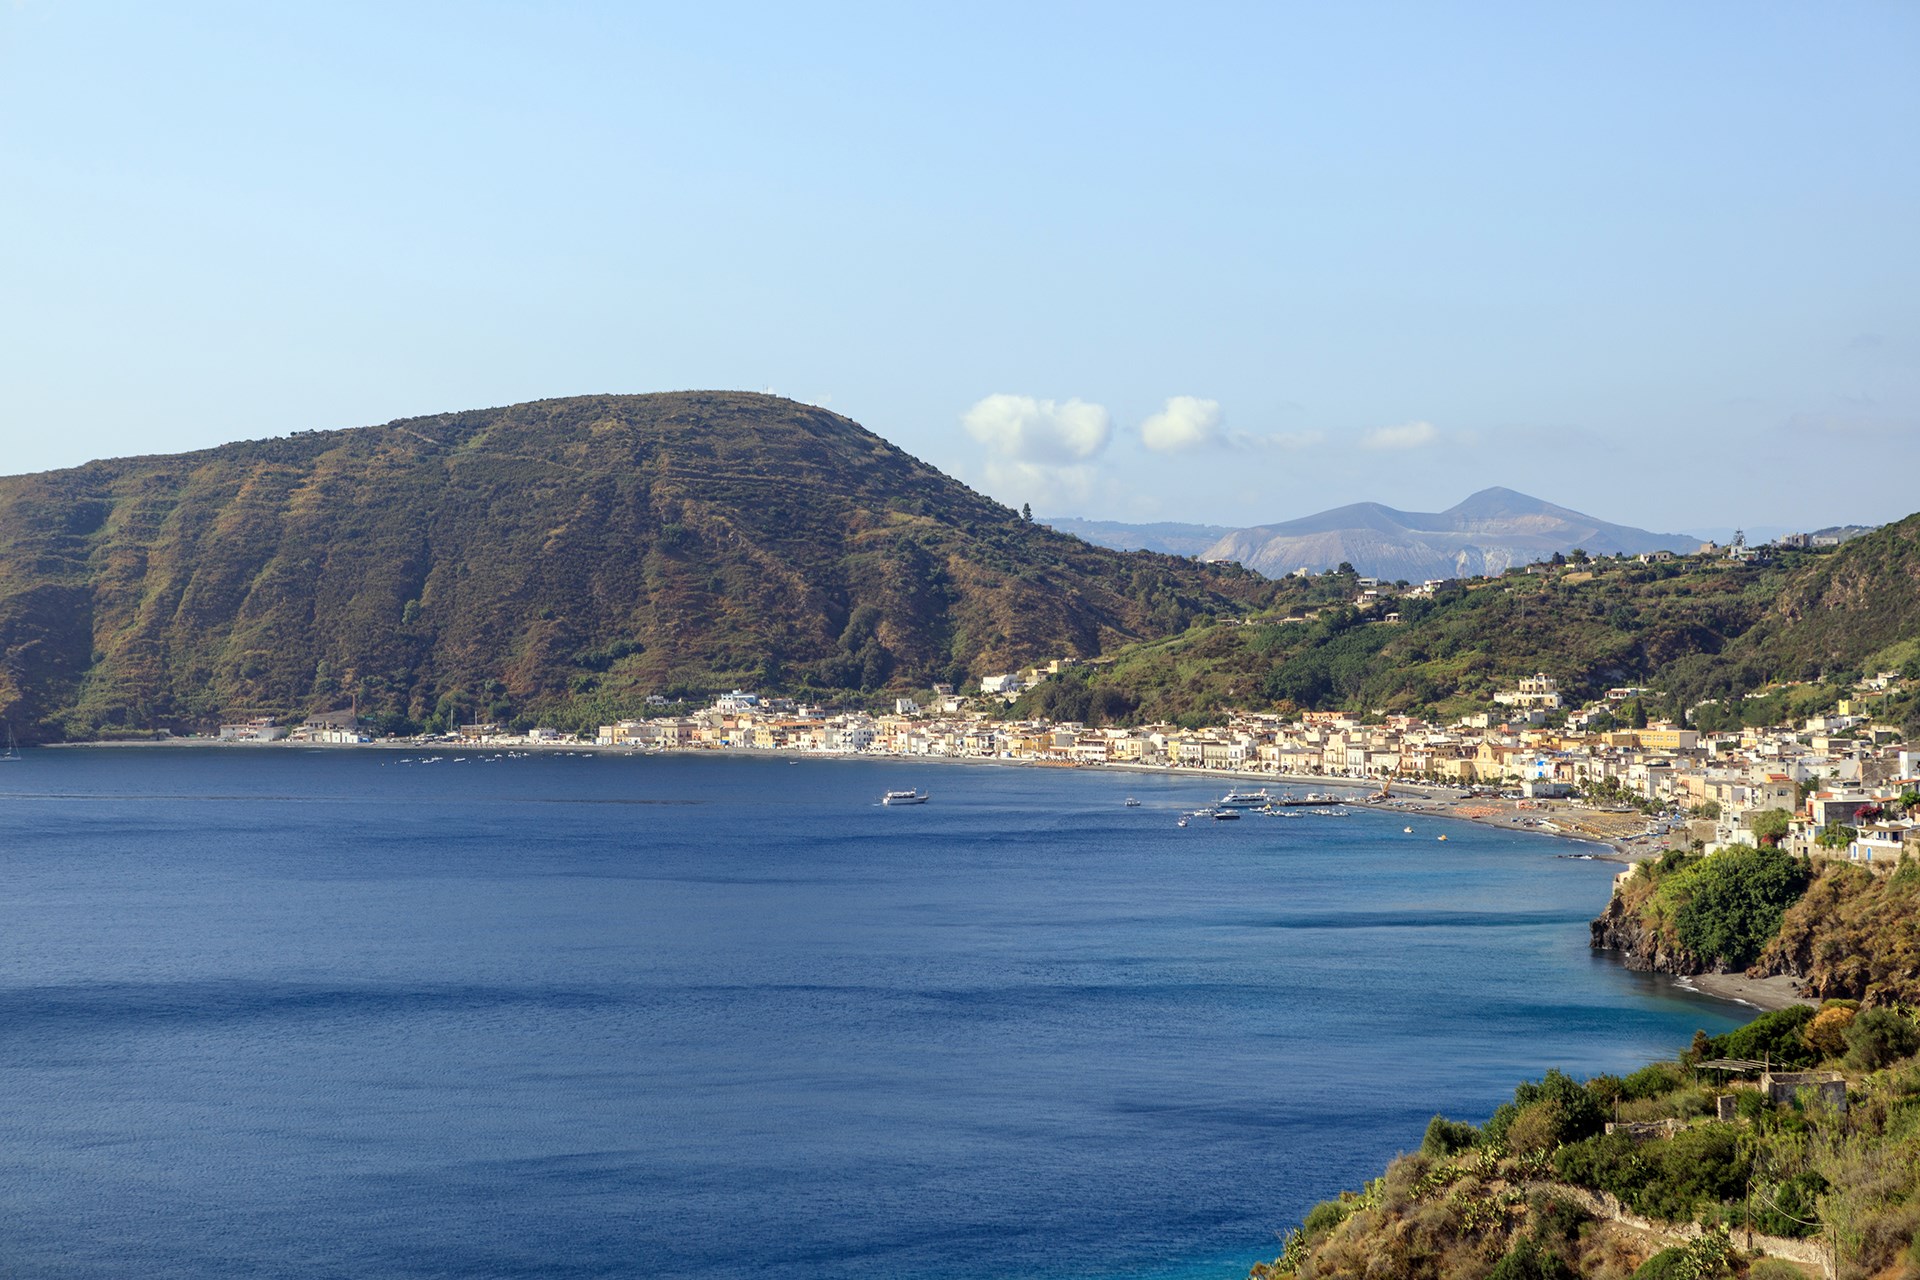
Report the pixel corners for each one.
[1436,834,1449,842]
[1403,826,1413,834]
[1210,808,1241,821]
[2,724,21,761]
[881,789,929,806]
[1124,797,1141,808]
[1176,815,1190,828]
[1217,789,1272,808]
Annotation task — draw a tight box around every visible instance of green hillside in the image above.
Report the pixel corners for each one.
[0,393,1277,741]
[1016,518,1920,730]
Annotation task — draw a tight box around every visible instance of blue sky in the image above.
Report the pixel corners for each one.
[2,2,1915,535]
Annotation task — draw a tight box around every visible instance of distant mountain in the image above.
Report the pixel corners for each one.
[1038,517,1232,557]
[0,393,1277,741]
[1200,488,1700,581]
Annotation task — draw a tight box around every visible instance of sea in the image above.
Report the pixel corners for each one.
[0,748,1744,1280]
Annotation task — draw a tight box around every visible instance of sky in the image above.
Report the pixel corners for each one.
[1,2,1916,535]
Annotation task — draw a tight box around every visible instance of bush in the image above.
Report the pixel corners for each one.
[1620,1062,1688,1101]
[1744,1170,1827,1238]
[1513,1070,1608,1143]
[1802,1003,1857,1059]
[1746,1260,1808,1280]
[1301,1195,1355,1239]
[1489,1233,1575,1280]
[1630,1247,1691,1280]
[1710,1006,1817,1070]
[1422,1114,1481,1156]
[1844,1008,1920,1071]
[1555,1125,1748,1223]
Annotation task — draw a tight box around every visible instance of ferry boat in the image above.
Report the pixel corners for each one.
[881,789,929,806]
[1216,789,1272,808]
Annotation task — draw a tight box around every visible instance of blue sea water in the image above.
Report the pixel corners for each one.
[0,749,1743,1280]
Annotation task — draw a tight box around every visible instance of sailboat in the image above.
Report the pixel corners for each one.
[1,724,20,761]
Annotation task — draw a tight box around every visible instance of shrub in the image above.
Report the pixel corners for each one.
[1710,1005,1817,1070]
[1630,1247,1691,1280]
[1844,1008,1919,1071]
[1802,1003,1857,1060]
[1489,1233,1575,1280]
[1422,1114,1482,1157]
[1512,1070,1608,1143]
[1620,1062,1688,1101]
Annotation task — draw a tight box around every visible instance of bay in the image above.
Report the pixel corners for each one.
[0,749,1741,1279]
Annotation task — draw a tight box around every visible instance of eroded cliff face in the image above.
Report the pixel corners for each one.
[1589,890,1708,976]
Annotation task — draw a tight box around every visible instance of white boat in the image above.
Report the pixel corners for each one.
[1124,797,1141,808]
[1216,789,1271,808]
[881,789,928,806]
[1210,808,1242,821]
[0,725,18,762]
[1403,826,1414,834]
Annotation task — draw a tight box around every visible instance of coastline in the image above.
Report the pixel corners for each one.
[1672,972,1814,1013]
[41,735,1664,859]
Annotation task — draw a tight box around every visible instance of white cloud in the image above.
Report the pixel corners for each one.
[1361,420,1439,451]
[1139,396,1223,453]
[963,393,1111,464]
[962,393,1114,511]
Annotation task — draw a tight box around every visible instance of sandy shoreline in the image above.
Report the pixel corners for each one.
[1671,972,1814,1013]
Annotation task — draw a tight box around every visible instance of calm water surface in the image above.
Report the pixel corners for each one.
[0,749,1742,1279]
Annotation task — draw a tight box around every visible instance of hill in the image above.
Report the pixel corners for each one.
[1012,515,1920,730]
[1251,1001,1920,1280]
[1201,488,1700,581]
[0,393,1277,741]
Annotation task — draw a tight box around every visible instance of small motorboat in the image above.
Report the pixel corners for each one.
[1403,826,1414,834]
[1211,808,1241,821]
[1436,834,1449,842]
[1124,797,1141,808]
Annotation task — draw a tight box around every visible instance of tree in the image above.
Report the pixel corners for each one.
[1336,561,1356,576]
[1749,809,1792,848]
[1815,823,1856,850]
[1801,1003,1856,1059]
[1569,548,1589,564]
[1844,1008,1919,1070]
[1021,502,1032,521]
[1671,845,1811,967]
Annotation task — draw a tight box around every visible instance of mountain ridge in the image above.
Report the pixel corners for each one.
[1202,487,1700,580]
[0,392,1277,741]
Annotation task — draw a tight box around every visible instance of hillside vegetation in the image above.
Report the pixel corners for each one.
[1019,516,1920,731]
[0,393,1276,740]
[1252,1007,1920,1280]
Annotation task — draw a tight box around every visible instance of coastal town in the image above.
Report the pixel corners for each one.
[217,665,1920,871]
